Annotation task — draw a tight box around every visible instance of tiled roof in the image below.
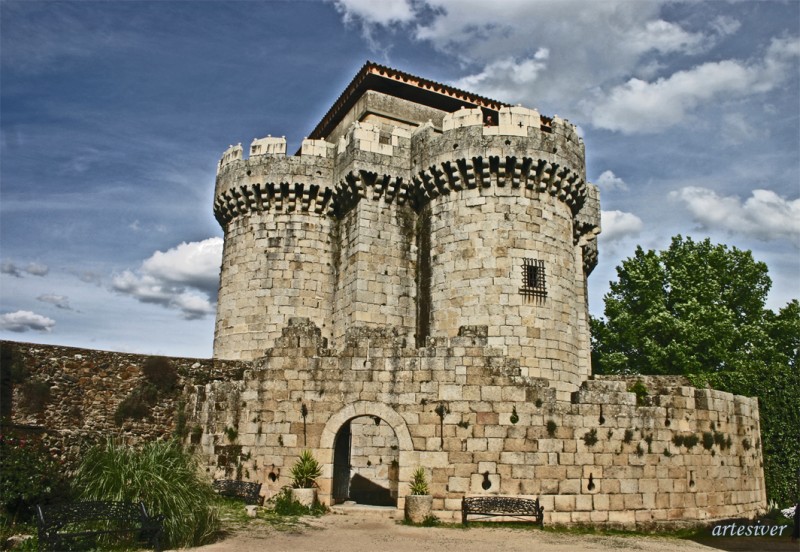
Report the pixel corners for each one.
[307,61,510,140]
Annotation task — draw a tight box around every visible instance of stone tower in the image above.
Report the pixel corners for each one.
[213,62,600,400]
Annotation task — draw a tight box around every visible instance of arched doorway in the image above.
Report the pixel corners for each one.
[332,415,400,506]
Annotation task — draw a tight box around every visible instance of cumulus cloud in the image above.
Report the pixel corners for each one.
[600,210,643,243]
[670,187,800,245]
[37,294,72,310]
[595,170,628,192]
[590,37,800,133]
[112,237,222,320]
[0,310,55,332]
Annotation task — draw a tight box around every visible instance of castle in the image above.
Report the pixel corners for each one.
[4,62,764,529]
[194,63,766,525]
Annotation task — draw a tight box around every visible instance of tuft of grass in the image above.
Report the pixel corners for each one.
[73,439,220,548]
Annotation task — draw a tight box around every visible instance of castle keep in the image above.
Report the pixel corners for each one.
[193,63,765,525]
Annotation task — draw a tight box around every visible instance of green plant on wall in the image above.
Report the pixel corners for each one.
[546,419,557,437]
[623,428,634,444]
[628,381,649,406]
[224,426,238,443]
[582,428,598,447]
[510,406,519,425]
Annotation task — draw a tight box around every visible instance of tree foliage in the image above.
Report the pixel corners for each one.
[592,236,799,505]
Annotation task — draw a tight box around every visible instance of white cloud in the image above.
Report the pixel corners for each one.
[589,37,800,134]
[595,170,628,192]
[37,293,72,310]
[111,237,222,320]
[670,187,800,245]
[600,210,643,243]
[332,0,416,26]
[0,260,49,277]
[25,262,49,276]
[0,310,55,332]
[452,51,549,104]
[625,19,707,56]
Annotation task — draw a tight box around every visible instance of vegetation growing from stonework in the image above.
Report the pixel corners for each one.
[114,356,180,425]
[591,235,800,506]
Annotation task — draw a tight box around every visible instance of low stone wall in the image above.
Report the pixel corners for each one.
[187,319,767,528]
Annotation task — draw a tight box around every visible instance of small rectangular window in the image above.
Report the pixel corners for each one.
[520,258,546,299]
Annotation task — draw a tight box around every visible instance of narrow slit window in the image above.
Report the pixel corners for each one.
[520,258,546,299]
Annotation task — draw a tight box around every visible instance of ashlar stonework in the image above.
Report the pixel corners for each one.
[197,62,766,527]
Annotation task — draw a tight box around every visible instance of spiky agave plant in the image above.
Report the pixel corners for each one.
[290,450,322,489]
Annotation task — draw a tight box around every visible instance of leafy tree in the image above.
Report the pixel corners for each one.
[592,236,771,375]
[592,236,799,505]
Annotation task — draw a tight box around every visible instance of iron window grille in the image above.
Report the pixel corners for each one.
[520,258,547,299]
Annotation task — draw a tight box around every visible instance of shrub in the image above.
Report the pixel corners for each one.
[73,439,219,548]
[702,431,715,450]
[0,434,72,523]
[268,487,326,516]
[409,467,429,495]
[114,385,158,425]
[141,357,178,391]
[628,381,649,406]
[546,419,557,437]
[290,450,321,489]
[509,406,519,425]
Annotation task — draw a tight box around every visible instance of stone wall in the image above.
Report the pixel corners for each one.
[0,340,245,460]
[187,319,766,528]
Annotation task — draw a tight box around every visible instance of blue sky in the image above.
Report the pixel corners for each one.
[1,0,798,358]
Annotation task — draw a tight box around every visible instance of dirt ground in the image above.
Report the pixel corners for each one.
[185,513,798,552]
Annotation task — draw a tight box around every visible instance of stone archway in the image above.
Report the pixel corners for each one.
[319,401,414,507]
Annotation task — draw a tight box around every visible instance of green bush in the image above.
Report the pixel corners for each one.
[0,434,72,523]
[114,384,158,425]
[268,487,327,516]
[546,419,557,437]
[141,357,179,391]
[73,439,219,548]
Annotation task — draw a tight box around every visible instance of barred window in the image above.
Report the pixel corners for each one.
[520,259,546,299]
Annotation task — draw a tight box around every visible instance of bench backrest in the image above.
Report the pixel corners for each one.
[462,496,541,516]
[37,501,149,530]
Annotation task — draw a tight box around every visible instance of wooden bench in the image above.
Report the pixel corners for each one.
[461,496,544,526]
[36,501,164,552]
[212,480,262,505]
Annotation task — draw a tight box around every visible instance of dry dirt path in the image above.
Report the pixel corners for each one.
[184,513,796,552]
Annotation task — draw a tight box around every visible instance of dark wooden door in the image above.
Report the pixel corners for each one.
[332,421,352,503]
